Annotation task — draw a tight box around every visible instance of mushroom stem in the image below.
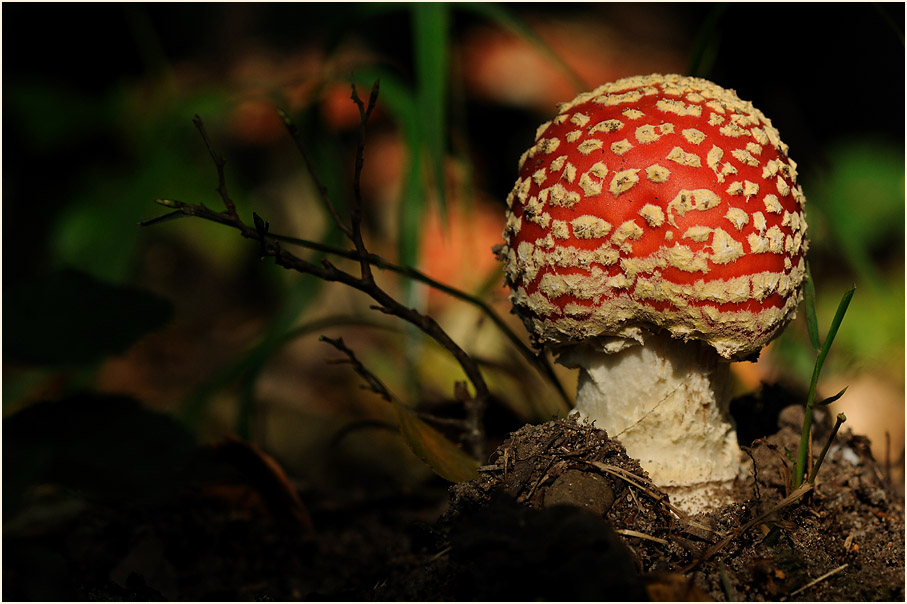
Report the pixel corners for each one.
[559,333,746,512]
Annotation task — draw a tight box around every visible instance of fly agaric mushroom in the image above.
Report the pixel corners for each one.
[499,74,808,511]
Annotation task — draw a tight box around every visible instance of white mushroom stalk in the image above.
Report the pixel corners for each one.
[499,74,808,512]
[559,334,739,511]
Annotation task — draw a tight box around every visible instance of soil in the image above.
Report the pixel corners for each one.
[4,397,903,601]
[442,411,904,601]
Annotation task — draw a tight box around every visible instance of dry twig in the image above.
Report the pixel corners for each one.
[591,462,690,522]
[144,82,499,459]
[682,482,814,573]
[615,529,669,546]
[321,335,472,432]
[785,563,848,599]
[320,335,396,403]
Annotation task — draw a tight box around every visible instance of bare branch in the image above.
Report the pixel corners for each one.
[321,335,472,432]
[141,203,568,410]
[347,80,380,282]
[149,95,496,460]
[230,224,571,408]
[193,115,238,218]
[277,108,354,241]
[320,335,396,403]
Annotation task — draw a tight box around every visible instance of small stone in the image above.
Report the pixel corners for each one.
[544,469,615,515]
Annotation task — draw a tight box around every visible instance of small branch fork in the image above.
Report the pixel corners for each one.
[320,335,396,404]
[320,336,475,432]
[145,81,495,459]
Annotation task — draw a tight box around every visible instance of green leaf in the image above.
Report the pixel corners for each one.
[4,268,172,366]
[392,402,479,483]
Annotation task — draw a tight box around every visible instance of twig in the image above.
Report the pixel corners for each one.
[145,140,571,409]
[807,412,846,484]
[284,81,488,459]
[785,563,848,599]
[681,483,814,573]
[147,90,493,460]
[741,445,761,501]
[590,462,689,522]
[148,197,493,457]
[319,338,468,430]
[277,108,353,240]
[614,529,669,545]
[320,335,396,403]
[347,82,379,282]
[193,115,237,218]
[249,229,571,408]
[350,80,379,221]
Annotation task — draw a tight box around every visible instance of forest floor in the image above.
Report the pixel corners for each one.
[3,395,903,601]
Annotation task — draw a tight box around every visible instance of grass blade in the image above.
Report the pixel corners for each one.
[793,284,856,488]
[816,386,848,407]
[818,285,856,371]
[685,3,729,77]
[804,263,820,351]
[413,2,449,212]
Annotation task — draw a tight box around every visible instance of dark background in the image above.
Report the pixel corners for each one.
[3,3,904,599]
[4,3,904,282]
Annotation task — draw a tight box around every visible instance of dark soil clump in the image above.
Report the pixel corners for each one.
[441,411,904,601]
[4,406,903,600]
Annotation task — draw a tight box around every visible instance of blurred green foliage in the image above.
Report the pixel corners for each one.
[6,81,237,282]
[3,4,904,480]
[810,140,905,288]
[774,140,905,381]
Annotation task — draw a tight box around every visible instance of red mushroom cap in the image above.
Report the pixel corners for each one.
[500,74,808,359]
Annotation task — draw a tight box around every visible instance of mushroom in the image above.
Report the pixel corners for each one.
[499,74,808,511]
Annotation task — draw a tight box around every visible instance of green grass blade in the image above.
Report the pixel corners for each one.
[686,3,729,77]
[816,386,848,407]
[815,285,856,375]
[793,284,856,488]
[804,263,820,351]
[413,2,449,213]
